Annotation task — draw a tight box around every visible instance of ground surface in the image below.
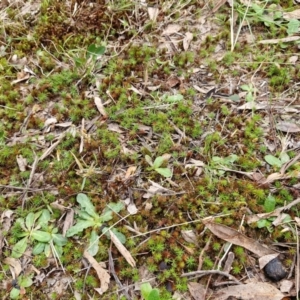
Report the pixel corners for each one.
[1,0,300,299]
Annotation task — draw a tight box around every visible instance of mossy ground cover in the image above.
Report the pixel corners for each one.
[1,0,300,299]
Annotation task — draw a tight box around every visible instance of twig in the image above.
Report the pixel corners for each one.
[181,270,242,285]
[108,248,131,300]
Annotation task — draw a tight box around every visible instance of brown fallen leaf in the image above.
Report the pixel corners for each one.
[276,121,300,133]
[94,96,107,117]
[213,281,285,300]
[83,250,110,295]
[203,218,276,257]
[188,282,206,300]
[109,230,136,267]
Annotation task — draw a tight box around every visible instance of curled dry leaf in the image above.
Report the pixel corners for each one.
[83,250,110,295]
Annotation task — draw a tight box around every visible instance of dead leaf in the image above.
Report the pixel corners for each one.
[203,219,276,257]
[3,257,22,278]
[188,282,206,300]
[181,230,198,245]
[283,9,300,20]
[183,32,193,51]
[83,250,110,295]
[16,155,27,172]
[148,7,159,22]
[162,24,181,35]
[280,279,294,293]
[213,281,285,300]
[125,166,137,179]
[109,230,136,267]
[63,209,74,236]
[259,253,279,269]
[276,121,300,133]
[94,96,107,117]
[166,76,181,88]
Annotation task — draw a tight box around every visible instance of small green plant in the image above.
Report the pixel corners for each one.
[9,274,33,299]
[66,193,126,256]
[145,154,172,178]
[240,84,257,102]
[11,209,67,259]
[141,282,160,300]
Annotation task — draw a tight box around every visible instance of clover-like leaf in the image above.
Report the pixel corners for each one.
[264,195,276,213]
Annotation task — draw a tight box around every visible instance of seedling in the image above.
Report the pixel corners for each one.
[257,194,291,231]
[240,84,257,102]
[140,282,161,300]
[9,274,33,299]
[66,193,126,256]
[11,209,67,259]
[145,154,172,178]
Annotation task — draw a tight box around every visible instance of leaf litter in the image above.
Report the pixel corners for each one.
[1,0,300,299]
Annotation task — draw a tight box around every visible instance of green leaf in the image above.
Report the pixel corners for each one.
[102,202,125,216]
[52,233,67,246]
[32,242,45,255]
[88,230,99,256]
[153,156,164,169]
[279,152,290,164]
[164,94,183,102]
[102,227,126,244]
[141,282,152,300]
[155,167,172,178]
[10,287,20,299]
[228,94,240,102]
[287,19,300,36]
[148,289,160,300]
[240,84,251,92]
[44,243,51,257]
[12,237,28,258]
[86,44,106,59]
[31,231,52,242]
[25,212,35,230]
[145,155,153,166]
[38,209,51,226]
[264,195,276,213]
[264,155,282,167]
[66,220,95,237]
[19,275,33,288]
[77,193,98,218]
[257,219,270,228]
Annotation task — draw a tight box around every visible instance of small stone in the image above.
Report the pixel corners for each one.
[264,257,287,282]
